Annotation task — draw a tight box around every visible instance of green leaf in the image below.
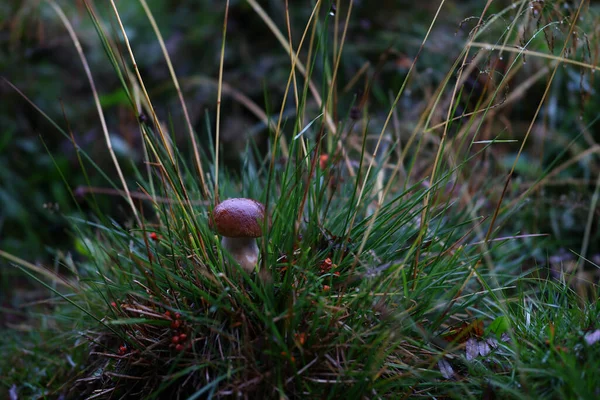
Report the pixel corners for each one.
[488,316,509,338]
[98,89,130,108]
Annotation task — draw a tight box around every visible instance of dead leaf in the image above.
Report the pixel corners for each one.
[466,333,510,360]
[442,320,485,343]
[466,338,479,361]
[584,329,600,346]
[488,333,511,348]
[478,339,492,357]
[438,358,455,379]
[9,385,18,400]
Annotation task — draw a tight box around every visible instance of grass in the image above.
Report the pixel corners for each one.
[1,0,599,398]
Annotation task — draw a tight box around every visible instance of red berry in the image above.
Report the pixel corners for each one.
[175,344,184,351]
[172,335,180,344]
[319,154,329,170]
[149,232,159,241]
[320,258,333,274]
[171,320,181,329]
[110,301,117,307]
[165,311,171,318]
[178,333,187,341]
[118,345,127,355]
[295,332,306,345]
[175,313,181,320]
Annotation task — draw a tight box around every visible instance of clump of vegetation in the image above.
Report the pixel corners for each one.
[1,0,599,398]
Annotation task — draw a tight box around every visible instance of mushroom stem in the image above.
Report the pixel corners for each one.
[221,236,259,273]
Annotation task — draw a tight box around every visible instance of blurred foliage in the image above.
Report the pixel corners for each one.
[1,0,599,299]
[0,0,464,262]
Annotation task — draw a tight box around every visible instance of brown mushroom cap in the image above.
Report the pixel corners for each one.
[212,198,266,238]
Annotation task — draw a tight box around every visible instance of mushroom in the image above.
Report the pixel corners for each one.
[211,198,266,273]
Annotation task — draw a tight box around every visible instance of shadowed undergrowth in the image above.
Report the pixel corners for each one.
[1,0,599,399]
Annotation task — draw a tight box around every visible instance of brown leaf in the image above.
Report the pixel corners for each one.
[442,320,485,343]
